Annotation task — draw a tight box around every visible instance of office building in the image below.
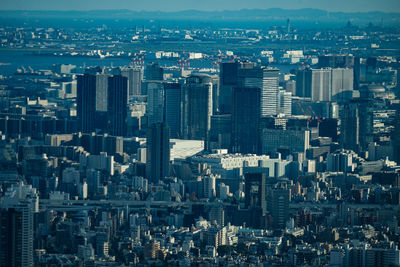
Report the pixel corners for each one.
[219,62,241,114]
[267,182,291,228]
[208,205,225,227]
[260,68,280,116]
[318,54,360,90]
[145,63,164,81]
[244,172,266,213]
[0,183,38,267]
[261,128,310,156]
[107,75,128,136]
[146,122,170,184]
[279,90,292,116]
[327,150,357,173]
[318,55,354,69]
[394,108,400,164]
[231,87,261,154]
[220,62,280,116]
[182,74,213,142]
[237,66,279,117]
[296,68,353,102]
[210,75,220,114]
[121,67,142,97]
[77,74,97,133]
[164,82,182,139]
[209,114,231,150]
[203,174,216,199]
[331,68,354,101]
[340,99,373,152]
[146,81,164,126]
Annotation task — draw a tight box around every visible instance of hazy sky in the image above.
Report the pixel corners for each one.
[1,0,400,12]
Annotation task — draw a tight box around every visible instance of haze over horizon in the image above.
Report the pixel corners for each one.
[1,0,400,13]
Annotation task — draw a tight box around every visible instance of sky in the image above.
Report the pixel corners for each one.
[0,0,400,13]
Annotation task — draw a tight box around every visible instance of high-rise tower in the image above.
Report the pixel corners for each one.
[231,87,261,154]
[121,67,142,97]
[146,122,170,184]
[0,183,38,267]
[146,81,164,126]
[77,74,97,133]
[182,74,213,142]
[164,82,182,139]
[107,75,128,136]
[146,123,170,183]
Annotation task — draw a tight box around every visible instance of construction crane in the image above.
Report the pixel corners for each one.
[307,104,322,123]
[295,100,311,122]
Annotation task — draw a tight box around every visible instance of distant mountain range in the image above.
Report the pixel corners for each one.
[1,8,399,26]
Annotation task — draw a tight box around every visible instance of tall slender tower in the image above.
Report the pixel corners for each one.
[164,82,182,139]
[77,74,97,133]
[183,74,213,143]
[231,87,261,154]
[219,62,239,114]
[121,67,142,97]
[146,122,170,184]
[147,81,164,125]
[107,75,128,136]
[0,183,38,267]
[237,65,279,117]
[77,70,110,133]
[244,172,266,214]
[393,107,400,164]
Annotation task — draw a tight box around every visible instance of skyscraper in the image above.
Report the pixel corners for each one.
[340,102,360,152]
[231,87,261,154]
[260,68,280,116]
[0,208,25,267]
[146,122,170,184]
[164,82,182,139]
[121,67,143,97]
[220,62,281,117]
[318,55,354,69]
[0,184,38,267]
[146,81,164,126]
[393,107,400,164]
[267,182,291,228]
[219,62,239,114]
[107,75,128,136]
[279,90,292,116]
[296,68,353,102]
[261,128,310,156]
[237,65,280,117]
[145,62,164,81]
[340,99,373,153]
[244,172,266,214]
[77,70,111,133]
[310,68,332,101]
[182,74,213,142]
[238,63,279,117]
[209,114,231,150]
[331,68,354,102]
[77,74,97,133]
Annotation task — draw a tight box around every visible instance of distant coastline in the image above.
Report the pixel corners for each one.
[0,8,399,26]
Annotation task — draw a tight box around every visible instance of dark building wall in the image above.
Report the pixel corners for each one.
[244,172,266,213]
[231,87,261,154]
[146,122,170,184]
[77,74,97,133]
[164,82,182,139]
[0,208,23,267]
[107,75,128,136]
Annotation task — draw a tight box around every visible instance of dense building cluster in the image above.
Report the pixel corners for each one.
[0,14,400,267]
